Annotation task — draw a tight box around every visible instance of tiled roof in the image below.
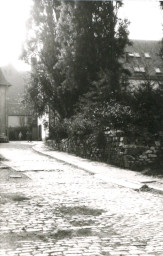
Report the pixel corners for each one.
[124,40,163,80]
[0,68,10,86]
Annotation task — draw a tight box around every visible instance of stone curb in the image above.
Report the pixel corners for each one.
[32,144,163,194]
[0,161,31,180]
[1,161,21,172]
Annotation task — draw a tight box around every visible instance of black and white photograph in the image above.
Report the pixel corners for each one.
[0,0,163,255]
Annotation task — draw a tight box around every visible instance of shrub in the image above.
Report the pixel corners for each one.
[50,119,69,142]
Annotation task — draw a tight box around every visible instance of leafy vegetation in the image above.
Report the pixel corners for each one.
[22,1,163,171]
[22,0,130,120]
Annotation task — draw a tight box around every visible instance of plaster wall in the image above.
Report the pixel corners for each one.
[0,85,7,135]
[8,116,29,127]
[38,114,49,140]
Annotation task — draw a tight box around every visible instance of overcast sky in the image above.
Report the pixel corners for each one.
[0,0,162,71]
[119,0,162,40]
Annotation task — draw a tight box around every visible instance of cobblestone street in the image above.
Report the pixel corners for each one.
[0,142,163,256]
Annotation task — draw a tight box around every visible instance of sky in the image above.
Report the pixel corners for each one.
[0,0,162,71]
[119,0,163,40]
[0,0,33,71]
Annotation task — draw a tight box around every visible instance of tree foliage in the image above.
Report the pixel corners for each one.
[22,0,130,120]
[160,1,163,9]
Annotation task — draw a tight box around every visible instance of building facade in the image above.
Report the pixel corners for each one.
[1,40,162,142]
[0,68,10,142]
[2,65,38,141]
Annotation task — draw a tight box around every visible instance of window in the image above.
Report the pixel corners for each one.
[134,67,145,73]
[128,52,140,58]
[134,67,139,72]
[134,52,140,58]
[144,53,151,58]
[128,53,134,57]
[139,67,145,73]
[155,68,161,73]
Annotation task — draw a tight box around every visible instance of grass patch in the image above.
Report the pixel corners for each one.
[50,228,92,239]
[0,227,94,248]
[76,228,92,236]
[50,229,73,239]
[11,195,30,202]
[70,219,95,227]
[59,206,104,216]
[2,193,30,202]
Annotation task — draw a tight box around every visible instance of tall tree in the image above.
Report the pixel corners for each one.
[22,0,62,115]
[22,0,130,120]
[160,1,163,59]
[160,1,163,9]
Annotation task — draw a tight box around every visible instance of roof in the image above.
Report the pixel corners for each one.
[2,65,28,101]
[124,40,163,80]
[0,68,10,86]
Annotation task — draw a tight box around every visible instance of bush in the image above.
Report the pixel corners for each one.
[49,80,163,170]
[50,119,69,142]
[68,114,95,139]
[131,85,163,134]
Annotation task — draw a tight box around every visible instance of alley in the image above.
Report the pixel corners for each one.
[0,142,163,256]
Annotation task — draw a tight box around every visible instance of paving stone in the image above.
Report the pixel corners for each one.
[0,142,163,256]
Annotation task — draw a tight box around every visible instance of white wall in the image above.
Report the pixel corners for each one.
[38,113,49,140]
[8,116,29,127]
[0,85,7,134]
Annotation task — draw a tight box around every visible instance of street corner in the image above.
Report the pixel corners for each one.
[0,163,31,211]
[0,164,31,184]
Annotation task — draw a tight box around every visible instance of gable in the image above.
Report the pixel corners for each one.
[0,68,10,86]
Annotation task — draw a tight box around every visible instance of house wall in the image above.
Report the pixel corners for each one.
[0,85,7,136]
[38,114,49,141]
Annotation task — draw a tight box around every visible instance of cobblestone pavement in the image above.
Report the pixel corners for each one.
[0,142,163,256]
